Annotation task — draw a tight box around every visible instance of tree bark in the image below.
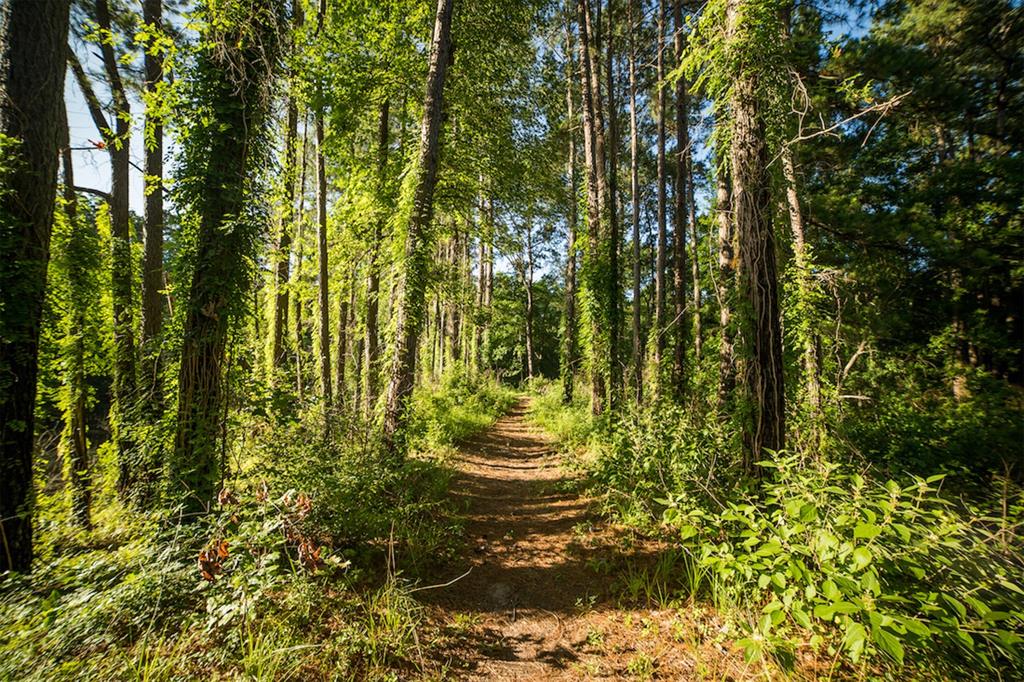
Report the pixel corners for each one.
[79,0,136,495]
[715,160,735,409]
[523,220,536,380]
[61,107,91,530]
[562,15,579,405]
[172,0,280,513]
[273,1,305,376]
[688,128,701,362]
[671,0,688,401]
[654,0,667,396]
[0,0,71,571]
[334,280,349,404]
[605,0,621,408]
[141,0,164,417]
[382,0,455,456]
[577,0,608,415]
[293,117,309,399]
[627,0,642,404]
[727,0,785,470]
[315,112,332,407]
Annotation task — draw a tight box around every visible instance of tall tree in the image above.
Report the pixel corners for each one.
[272,0,305,376]
[671,0,689,399]
[605,0,622,408]
[171,0,281,513]
[562,12,579,405]
[70,0,138,495]
[627,0,642,403]
[577,0,609,415]
[715,159,735,408]
[726,0,785,469]
[58,118,93,529]
[315,113,332,407]
[382,0,455,456]
[140,0,165,416]
[365,98,389,412]
[653,0,668,395]
[0,0,71,572]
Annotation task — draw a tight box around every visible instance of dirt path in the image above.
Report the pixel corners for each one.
[418,398,747,680]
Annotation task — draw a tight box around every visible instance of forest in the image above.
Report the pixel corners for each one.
[0,0,1021,678]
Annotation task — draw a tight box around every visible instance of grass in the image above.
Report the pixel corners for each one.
[0,367,514,681]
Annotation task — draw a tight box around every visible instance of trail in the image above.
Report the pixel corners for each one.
[418,398,747,680]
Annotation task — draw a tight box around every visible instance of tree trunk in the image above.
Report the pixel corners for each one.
[577,0,608,415]
[605,0,621,408]
[172,0,280,513]
[293,117,309,399]
[781,150,821,428]
[365,98,389,413]
[727,0,785,470]
[671,0,689,401]
[334,281,348,405]
[627,0,642,404]
[483,199,494,371]
[716,160,736,408]
[0,0,71,571]
[315,112,332,407]
[140,0,164,418]
[85,0,137,496]
[524,220,536,380]
[382,0,455,456]
[273,1,305,376]
[654,0,667,396]
[61,112,91,530]
[562,15,579,405]
[688,131,701,362]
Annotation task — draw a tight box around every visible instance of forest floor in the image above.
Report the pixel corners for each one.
[418,398,756,680]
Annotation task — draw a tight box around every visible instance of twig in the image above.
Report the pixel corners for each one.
[407,566,473,593]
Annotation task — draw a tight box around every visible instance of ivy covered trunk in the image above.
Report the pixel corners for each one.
[382,0,454,456]
[172,0,280,514]
[315,112,332,407]
[727,0,785,471]
[562,13,578,406]
[576,0,608,416]
[272,0,304,377]
[627,0,642,404]
[0,0,71,572]
[93,0,140,497]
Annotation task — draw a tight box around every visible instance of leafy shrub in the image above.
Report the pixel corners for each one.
[661,455,1024,676]
[407,365,517,452]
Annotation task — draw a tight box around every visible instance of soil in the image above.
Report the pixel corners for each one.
[417,398,754,680]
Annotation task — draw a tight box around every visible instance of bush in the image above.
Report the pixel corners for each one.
[662,455,1024,676]
[406,365,517,452]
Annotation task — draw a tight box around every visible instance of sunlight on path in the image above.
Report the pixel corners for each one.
[418,397,750,680]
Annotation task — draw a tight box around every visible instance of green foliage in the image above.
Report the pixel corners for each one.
[662,455,1024,675]
[407,365,517,453]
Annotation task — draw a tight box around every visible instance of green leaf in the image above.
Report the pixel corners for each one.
[843,621,868,663]
[792,606,812,628]
[852,546,872,571]
[854,523,882,540]
[873,627,905,665]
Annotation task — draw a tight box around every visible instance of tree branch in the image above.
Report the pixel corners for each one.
[68,48,111,141]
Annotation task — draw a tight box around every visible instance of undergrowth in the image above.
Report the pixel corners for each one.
[527,380,1024,679]
[0,368,511,680]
